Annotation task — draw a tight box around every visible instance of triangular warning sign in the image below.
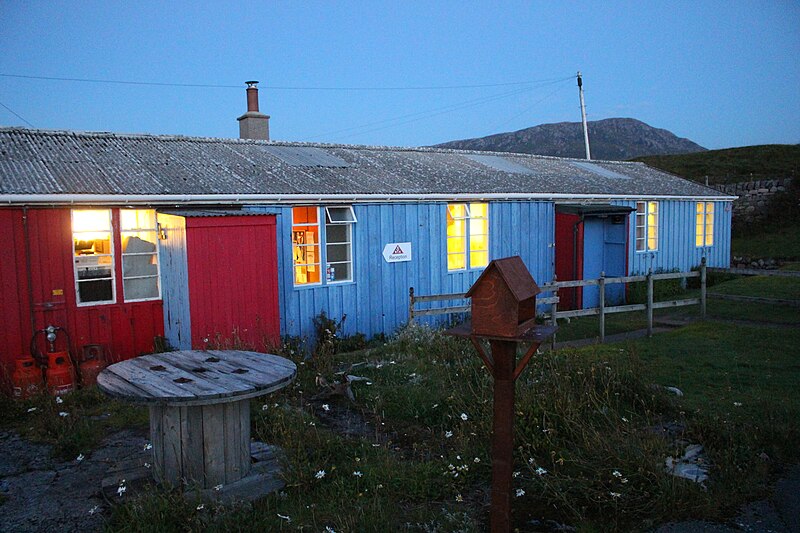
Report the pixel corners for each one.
[393,245,404,254]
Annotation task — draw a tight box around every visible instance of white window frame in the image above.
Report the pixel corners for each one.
[635,201,659,252]
[695,202,714,247]
[120,209,161,302]
[72,209,116,306]
[324,206,355,284]
[446,202,489,271]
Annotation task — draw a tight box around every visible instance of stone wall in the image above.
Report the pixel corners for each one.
[710,178,792,226]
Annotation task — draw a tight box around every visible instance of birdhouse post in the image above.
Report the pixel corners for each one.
[447,256,556,532]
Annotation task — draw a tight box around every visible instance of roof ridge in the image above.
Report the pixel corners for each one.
[0,126,639,165]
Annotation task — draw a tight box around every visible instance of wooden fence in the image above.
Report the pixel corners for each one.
[409,259,708,345]
[708,266,800,307]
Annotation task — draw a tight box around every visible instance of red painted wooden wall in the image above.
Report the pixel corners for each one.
[0,207,164,379]
[554,212,584,310]
[185,215,280,351]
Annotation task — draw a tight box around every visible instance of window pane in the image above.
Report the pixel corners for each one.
[325,206,356,223]
[469,202,488,218]
[78,279,113,303]
[326,224,349,245]
[293,207,321,285]
[293,206,318,225]
[327,262,351,282]
[470,233,488,253]
[448,253,466,270]
[470,250,489,268]
[326,242,350,264]
[447,204,467,219]
[73,209,114,304]
[123,277,159,300]
[448,236,466,253]
[120,209,155,231]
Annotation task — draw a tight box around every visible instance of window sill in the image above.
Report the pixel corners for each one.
[293,280,356,290]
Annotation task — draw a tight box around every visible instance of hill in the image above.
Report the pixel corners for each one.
[633,144,800,185]
[434,117,706,160]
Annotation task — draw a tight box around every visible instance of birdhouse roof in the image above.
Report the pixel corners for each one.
[465,256,541,302]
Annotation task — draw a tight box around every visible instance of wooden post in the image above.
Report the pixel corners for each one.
[598,272,606,343]
[647,269,654,337]
[409,287,415,324]
[700,257,707,319]
[489,339,516,533]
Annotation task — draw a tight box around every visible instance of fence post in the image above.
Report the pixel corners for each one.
[647,269,654,337]
[598,272,606,343]
[700,257,707,319]
[550,276,558,351]
[409,287,415,324]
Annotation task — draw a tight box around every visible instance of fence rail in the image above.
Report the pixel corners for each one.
[409,259,708,345]
[709,267,800,278]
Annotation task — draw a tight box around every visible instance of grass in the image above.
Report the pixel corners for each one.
[4,276,799,531]
[731,222,800,260]
[632,144,800,184]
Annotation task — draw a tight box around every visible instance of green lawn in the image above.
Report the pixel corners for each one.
[732,223,800,260]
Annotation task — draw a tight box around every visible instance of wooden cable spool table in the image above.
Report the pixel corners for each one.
[97,349,296,489]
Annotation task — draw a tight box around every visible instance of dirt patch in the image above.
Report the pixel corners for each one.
[0,428,149,533]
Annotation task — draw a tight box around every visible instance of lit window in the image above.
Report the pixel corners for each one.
[635,201,659,252]
[447,203,489,270]
[695,202,714,247]
[72,209,115,305]
[325,207,355,283]
[121,209,160,301]
[292,207,321,285]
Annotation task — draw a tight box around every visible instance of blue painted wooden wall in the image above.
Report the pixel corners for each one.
[156,213,192,350]
[613,200,733,274]
[246,201,555,339]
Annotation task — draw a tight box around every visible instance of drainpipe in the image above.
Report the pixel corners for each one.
[22,207,36,336]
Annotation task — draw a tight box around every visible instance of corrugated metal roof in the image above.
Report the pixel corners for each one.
[157,209,272,217]
[259,146,349,167]
[570,161,631,181]
[463,154,536,175]
[0,128,732,201]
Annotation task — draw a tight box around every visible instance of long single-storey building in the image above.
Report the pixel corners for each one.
[0,87,734,372]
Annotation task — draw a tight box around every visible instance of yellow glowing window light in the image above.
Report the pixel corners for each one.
[696,202,714,246]
[446,204,468,270]
[72,209,115,304]
[292,206,321,285]
[646,201,658,251]
[468,203,489,268]
[72,209,112,244]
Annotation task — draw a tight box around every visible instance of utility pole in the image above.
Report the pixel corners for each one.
[577,71,591,160]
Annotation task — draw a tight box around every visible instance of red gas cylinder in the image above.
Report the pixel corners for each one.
[78,344,106,387]
[45,351,75,396]
[12,357,43,399]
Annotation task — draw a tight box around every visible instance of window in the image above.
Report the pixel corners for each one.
[121,209,161,301]
[446,202,489,270]
[72,209,115,305]
[324,207,355,283]
[695,202,714,247]
[292,206,357,286]
[635,201,659,252]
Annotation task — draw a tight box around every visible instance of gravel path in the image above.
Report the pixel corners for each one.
[0,429,149,533]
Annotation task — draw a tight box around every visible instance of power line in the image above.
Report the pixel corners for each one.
[0,72,573,91]
[489,78,573,133]
[0,100,34,127]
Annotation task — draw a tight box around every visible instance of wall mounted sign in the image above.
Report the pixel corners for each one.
[382,242,412,263]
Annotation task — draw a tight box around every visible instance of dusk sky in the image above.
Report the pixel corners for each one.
[1,1,798,150]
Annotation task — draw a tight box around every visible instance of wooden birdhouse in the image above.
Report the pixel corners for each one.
[465,256,541,338]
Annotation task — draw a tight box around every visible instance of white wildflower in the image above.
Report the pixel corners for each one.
[733,402,742,407]
[535,467,548,476]
[213,484,223,491]
[315,469,326,479]
[144,462,151,469]
[324,527,336,533]
[59,412,69,417]
[621,478,629,484]
[322,404,330,412]
[277,513,291,522]
[610,491,622,499]
[455,494,464,502]
[117,484,126,497]
[513,471,520,478]
[26,407,36,413]
[528,457,535,464]
[621,417,629,423]
[353,471,363,477]
[432,403,439,408]
[444,431,453,438]
[55,396,63,404]
[460,413,468,421]
[88,505,99,515]
[515,488,525,497]
[143,443,152,451]
[612,470,622,478]
[196,503,205,510]
[76,453,84,462]
[261,404,269,411]
[474,457,481,463]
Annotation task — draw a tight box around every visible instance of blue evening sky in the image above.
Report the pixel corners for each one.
[0,1,798,150]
